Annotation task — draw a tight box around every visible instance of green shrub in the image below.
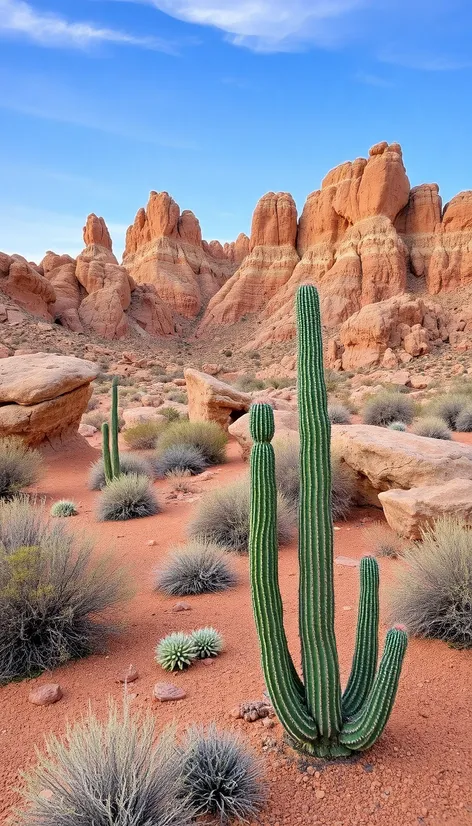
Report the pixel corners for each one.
[155,540,238,596]
[328,402,351,424]
[159,406,181,423]
[89,453,154,491]
[412,416,451,440]
[363,392,415,426]
[455,407,472,432]
[17,702,191,826]
[97,474,160,521]
[429,395,468,430]
[0,498,128,682]
[189,479,295,553]
[388,421,407,432]
[123,420,167,450]
[153,445,207,478]
[190,627,223,658]
[155,632,197,671]
[157,421,228,466]
[181,724,263,822]
[0,437,42,500]
[50,500,78,517]
[365,521,403,558]
[389,517,472,648]
[273,438,355,521]
[235,375,265,393]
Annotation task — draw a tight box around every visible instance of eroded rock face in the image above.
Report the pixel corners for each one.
[0,353,98,447]
[0,252,56,320]
[123,191,241,319]
[379,479,472,539]
[185,368,251,430]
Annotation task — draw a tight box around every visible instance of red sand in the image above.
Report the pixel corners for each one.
[1,439,471,825]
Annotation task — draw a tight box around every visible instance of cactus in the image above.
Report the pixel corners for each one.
[101,378,121,484]
[249,285,407,757]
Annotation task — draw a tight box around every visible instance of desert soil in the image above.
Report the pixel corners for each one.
[0,438,471,826]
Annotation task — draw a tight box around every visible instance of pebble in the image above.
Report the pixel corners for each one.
[315,790,325,801]
[118,665,139,684]
[28,684,63,706]
[171,601,192,612]
[201,658,214,666]
[153,682,186,702]
[147,539,157,547]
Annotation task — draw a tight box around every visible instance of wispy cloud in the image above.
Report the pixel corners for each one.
[0,0,177,52]
[355,70,395,88]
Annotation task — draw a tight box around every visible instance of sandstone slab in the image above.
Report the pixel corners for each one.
[378,479,472,539]
[153,682,186,702]
[0,353,98,405]
[28,684,63,706]
[185,368,251,430]
[0,384,93,447]
[229,408,298,459]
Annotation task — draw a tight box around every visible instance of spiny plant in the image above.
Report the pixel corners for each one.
[154,444,208,478]
[50,500,78,517]
[97,474,160,522]
[101,376,121,485]
[89,452,155,491]
[155,632,197,671]
[190,627,223,659]
[155,540,238,596]
[388,421,407,432]
[248,285,408,757]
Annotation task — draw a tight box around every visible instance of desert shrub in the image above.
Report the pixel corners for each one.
[157,421,228,466]
[388,421,407,432]
[97,474,160,522]
[235,375,265,393]
[429,395,468,430]
[166,471,195,494]
[182,724,263,822]
[0,498,128,682]
[89,453,154,490]
[363,392,415,427]
[50,500,78,518]
[263,376,293,390]
[189,479,295,553]
[86,396,99,411]
[17,702,191,826]
[273,438,355,521]
[166,391,187,404]
[82,410,107,430]
[0,437,42,501]
[155,632,197,671]
[159,406,181,423]
[328,402,351,424]
[154,444,208,478]
[190,627,223,659]
[324,369,341,393]
[123,420,167,450]
[412,416,452,440]
[455,407,472,432]
[365,521,403,558]
[156,540,238,596]
[389,517,472,648]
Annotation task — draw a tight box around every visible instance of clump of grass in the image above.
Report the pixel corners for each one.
[181,724,264,823]
[189,479,295,553]
[97,474,160,522]
[365,521,403,558]
[0,498,128,682]
[89,453,154,491]
[412,416,452,440]
[157,421,228,466]
[190,627,223,659]
[455,407,472,433]
[263,377,293,390]
[82,410,107,430]
[428,395,468,431]
[166,391,187,404]
[0,437,42,500]
[155,632,197,671]
[363,392,415,427]
[273,438,355,521]
[388,421,407,432]
[389,517,472,648]
[235,375,265,393]
[156,539,237,596]
[328,402,352,425]
[17,701,191,826]
[159,406,181,423]
[50,499,78,518]
[123,420,167,450]
[154,444,208,478]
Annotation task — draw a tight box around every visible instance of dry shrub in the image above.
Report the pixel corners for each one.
[97,474,160,521]
[157,421,228,466]
[153,444,207,478]
[0,437,42,500]
[89,453,154,491]
[365,521,403,558]
[363,392,415,427]
[412,416,451,440]
[123,420,167,450]
[156,539,238,596]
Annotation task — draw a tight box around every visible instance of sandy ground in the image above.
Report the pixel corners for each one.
[1,438,471,825]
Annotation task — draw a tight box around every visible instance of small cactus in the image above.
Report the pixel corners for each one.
[101,378,121,485]
[50,500,78,517]
[190,627,223,659]
[155,632,197,671]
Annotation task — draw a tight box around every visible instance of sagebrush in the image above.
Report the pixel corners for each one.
[97,474,160,521]
[157,421,227,465]
[363,392,415,427]
[153,444,207,478]
[123,420,167,450]
[0,437,42,500]
[156,540,238,596]
[89,453,154,491]
[412,416,451,440]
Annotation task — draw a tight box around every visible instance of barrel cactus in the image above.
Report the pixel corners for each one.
[248,285,408,757]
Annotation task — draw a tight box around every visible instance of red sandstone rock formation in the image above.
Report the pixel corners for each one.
[0,252,55,320]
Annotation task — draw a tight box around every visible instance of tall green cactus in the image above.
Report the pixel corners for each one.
[249,285,407,757]
[101,377,121,484]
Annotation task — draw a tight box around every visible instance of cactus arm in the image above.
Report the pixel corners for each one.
[342,556,380,719]
[101,422,113,485]
[296,285,342,740]
[249,403,319,749]
[339,627,408,751]
[111,377,120,479]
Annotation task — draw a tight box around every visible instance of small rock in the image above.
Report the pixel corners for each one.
[230,706,243,719]
[315,790,325,801]
[201,658,214,666]
[119,665,139,684]
[28,684,63,706]
[261,717,275,728]
[153,682,186,702]
[147,539,157,546]
[171,601,191,612]
[39,789,54,801]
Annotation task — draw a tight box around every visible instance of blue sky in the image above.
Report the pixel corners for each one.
[1,0,471,262]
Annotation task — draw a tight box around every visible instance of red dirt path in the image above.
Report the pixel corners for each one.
[0,439,471,825]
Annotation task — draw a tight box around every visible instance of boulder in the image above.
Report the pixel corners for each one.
[122,408,167,427]
[185,369,251,430]
[378,479,472,539]
[229,408,298,459]
[0,384,93,447]
[332,423,472,506]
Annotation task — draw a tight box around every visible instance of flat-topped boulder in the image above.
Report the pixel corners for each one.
[332,424,472,505]
[379,479,472,539]
[185,368,251,430]
[0,353,99,405]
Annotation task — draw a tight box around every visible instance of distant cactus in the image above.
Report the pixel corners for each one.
[248,285,408,757]
[101,378,121,485]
